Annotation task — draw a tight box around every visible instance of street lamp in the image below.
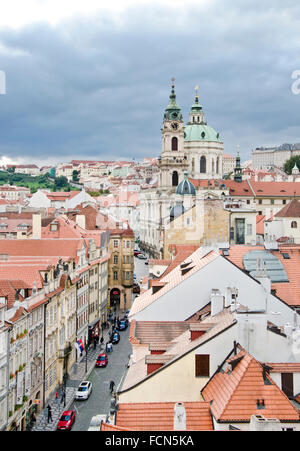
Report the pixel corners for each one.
[85,343,88,374]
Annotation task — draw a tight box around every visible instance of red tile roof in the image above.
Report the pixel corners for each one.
[115,402,213,431]
[275,199,300,218]
[202,348,300,422]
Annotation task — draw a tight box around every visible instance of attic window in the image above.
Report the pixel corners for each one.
[180,261,192,269]
[280,190,286,193]
[282,253,290,259]
[229,356,244,371]
[181,266,195,276]
[221,249,229,257]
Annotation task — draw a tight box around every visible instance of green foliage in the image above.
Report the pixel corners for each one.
[72,170,79,182]
[54,175,68,188]
[284,156,300,175]
[0,171,74,192]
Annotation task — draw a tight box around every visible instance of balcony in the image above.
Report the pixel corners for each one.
[57,342,72,359]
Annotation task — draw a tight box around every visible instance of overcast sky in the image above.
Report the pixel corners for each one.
[0,0,299,166]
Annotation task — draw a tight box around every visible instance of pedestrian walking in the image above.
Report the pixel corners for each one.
[55,391,59,404]
[47,404,52,423]
[61,387,66,407]
[109,380,115,393]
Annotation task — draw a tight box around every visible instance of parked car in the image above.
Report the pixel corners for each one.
[57,410,76,431]
[111,331,120,344]
[133,283,140,294]
[117,319,128,331]
[134,250,141,256]
[75,381,92,400]
[95,352,108,368]
[137,253,147,259]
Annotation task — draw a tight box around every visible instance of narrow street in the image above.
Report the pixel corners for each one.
[70,327,132,431]
[31,252,150,432]
[69,252,149,431]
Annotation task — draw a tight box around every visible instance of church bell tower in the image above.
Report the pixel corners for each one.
[158,78,188,191]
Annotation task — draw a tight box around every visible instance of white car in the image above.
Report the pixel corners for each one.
[137,253,147,259]
[75,381,92,400]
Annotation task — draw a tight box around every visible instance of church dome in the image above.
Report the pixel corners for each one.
[184,123,222,143]
[184,88,222,143]
[176,172,196,195]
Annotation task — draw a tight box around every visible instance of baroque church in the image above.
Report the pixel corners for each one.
[139,80,232,258]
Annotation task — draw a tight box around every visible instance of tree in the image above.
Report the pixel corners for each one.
[284,156,300,175]
[54,175,68,188]
[72,170,79,182]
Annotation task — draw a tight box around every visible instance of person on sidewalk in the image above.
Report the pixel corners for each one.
[109,380,115,393]
[55,391,59,404]
[60,387,66,407]
[47,405,52,423]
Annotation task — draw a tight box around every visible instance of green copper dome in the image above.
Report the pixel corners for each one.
[184,124,222,142]
[176,171,196,196]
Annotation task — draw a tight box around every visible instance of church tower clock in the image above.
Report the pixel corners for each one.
[158,78,188,191]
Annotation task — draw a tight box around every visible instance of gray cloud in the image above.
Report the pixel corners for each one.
[0,0,300,165]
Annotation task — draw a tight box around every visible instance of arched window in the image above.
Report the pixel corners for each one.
[291,221,298,229]
[200,156,206,174]
[212,160,215,174]
[172,171,179,187]
[216,157,219,174]
[171,137,178,151]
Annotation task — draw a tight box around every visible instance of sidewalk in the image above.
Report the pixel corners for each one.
[31,313,123,431]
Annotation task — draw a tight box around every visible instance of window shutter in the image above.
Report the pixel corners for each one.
[195,355,210,377]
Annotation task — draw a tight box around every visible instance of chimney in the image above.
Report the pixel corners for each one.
[210,289,224,317]
[284,323,293,338]
[250,415,281,432]
[76,214,86,230]
[174,403,186,431]
[32,214,41,239]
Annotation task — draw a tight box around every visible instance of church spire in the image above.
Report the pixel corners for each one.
[234,145,243,182]
[164,78,183,121]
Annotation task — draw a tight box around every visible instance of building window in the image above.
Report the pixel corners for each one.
[247,224,253,235]
[113,240,118,248]
[200,156,206,174]
[291,221,298,229]
[113,271,118,280]
[172,171,179,187]
[283,199,286,205]
[195,354,210,377]
[258,199,262,205]
[113,255,118,264]
[171,137,178,151]
[271,199,274,205]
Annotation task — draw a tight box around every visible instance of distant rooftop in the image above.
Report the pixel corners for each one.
[255,143,300,152]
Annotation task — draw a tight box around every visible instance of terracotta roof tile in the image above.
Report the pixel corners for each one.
[202,348,300,422]
[115,402,213,431]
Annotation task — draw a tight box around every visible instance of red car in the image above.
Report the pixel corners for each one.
[95,352,108,368]
[134,250,141,256]
[57,410,76,431]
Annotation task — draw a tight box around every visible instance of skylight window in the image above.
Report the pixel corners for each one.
[243,250,289,283]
